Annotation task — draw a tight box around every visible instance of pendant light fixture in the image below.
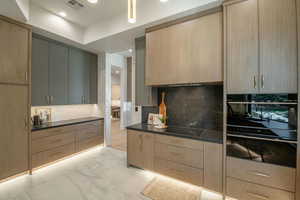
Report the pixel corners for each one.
[128,0,136,23]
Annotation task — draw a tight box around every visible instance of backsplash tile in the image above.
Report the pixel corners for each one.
[31,104,103,122]
[142,85,223,130]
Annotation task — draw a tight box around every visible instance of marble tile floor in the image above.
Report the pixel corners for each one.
[0,147,224,200]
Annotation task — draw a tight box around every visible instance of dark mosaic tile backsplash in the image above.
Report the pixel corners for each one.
[142,85,223,130]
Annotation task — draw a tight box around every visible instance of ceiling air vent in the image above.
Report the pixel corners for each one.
[66,0,85,10]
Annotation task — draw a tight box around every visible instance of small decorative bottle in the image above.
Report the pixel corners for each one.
[159,92,167,127]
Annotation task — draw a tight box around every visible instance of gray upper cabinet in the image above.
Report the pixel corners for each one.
[225,0,298,94]
[32,34,98,106]
[89,54,98,104]
[68,48,86,104]
[32,37,49,106]
[135,37,157,106]
[49,42,68,105]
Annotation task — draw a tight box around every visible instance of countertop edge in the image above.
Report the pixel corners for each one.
[32,117,104,132]
[127,124,223,144]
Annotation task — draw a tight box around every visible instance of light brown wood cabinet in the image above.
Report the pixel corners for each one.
[127,130,154,170]
[0,16,31,181]
[145,11,223,86]
[0,17,30,84]
[127,130,223,192]
[0,85,29,180]
[225,0,297,94]
[204,142,223,193]
[31,120,104,169]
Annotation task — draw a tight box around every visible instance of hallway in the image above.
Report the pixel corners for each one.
[111,119,127,152]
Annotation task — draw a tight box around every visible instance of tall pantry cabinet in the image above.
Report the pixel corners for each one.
[0,16,31,180]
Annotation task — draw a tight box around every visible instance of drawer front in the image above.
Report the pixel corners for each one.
[227,177,295,200]
[32,132,75,154]
[155,142,203,169]
[32,126,72,140]
[32,143,75,168]
[154,158,203,186]
[227,157,296,192]
[77,136,104,152]
[77,127,99,141]
[155,134,204,150]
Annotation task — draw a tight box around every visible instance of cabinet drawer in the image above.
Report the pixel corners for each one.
[227,157,296,192]
[32,143,75,168]
[155,134,204,150]
[76,136,103,152]
[155,142,203,169]
[32,126,73,140]
[154,158,203,186]
[32,132,75,154]
[76,127,99,141]
[227,177,295,200]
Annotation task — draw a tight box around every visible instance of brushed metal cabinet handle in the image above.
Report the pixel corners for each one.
[247,192,269,200]
[261,75,265,88]
[248,170,271,178]
[254,76,257,89]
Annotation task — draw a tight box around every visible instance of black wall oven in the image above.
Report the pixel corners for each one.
[226,94,297,168]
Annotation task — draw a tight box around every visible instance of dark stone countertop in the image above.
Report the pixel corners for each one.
[127,123,223,144]
[32,117,104,132]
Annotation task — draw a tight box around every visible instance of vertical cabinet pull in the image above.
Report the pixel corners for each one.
[254,76,257,89]
[261,75,265,88]
[25,72,28,81]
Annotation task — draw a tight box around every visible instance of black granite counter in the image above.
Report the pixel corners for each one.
[32,117,104,132]
[127,123,223,144]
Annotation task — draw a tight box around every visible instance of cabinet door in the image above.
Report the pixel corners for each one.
[0,85,28,179]
[49,43,68,105]
[204,142,223,193]
[135,37,157,106]
[127,131,143,168]
[226,0,259,94]
[89,54,98,104]
[259,0,297,93]
[0,19,29,84]
[178,12,223,84]
[69,48,86,105]
[146,28,177,85]
[141,133,154,170]
[32,37,49,106]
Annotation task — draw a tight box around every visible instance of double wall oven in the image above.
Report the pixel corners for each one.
[226,94,297,168]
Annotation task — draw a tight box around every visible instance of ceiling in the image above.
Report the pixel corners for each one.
[30,0,127,27]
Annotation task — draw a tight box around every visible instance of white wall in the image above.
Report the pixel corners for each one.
[16,0,29,21]
[28,4,85,43]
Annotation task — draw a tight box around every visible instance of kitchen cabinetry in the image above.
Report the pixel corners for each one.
[145,11,223,86]
[32,35,98,106]
[49,42,68,105]
[127,130,154,170]
[226,156,296,199]
[0,16,31,181]
[0,18,29,84]
[225,0,297,94]
[32,37,49,106]
[127,130,223,192]
[204,142,223,193]
[0,85,29,180]
[135,37,157,106]
[31,120,104,169]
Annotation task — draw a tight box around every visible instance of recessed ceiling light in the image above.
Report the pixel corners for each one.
[129,49,133,53]
[87,0,98,3]
[116,70,120,74]
[59,12,67,17]
[160,0,168,2]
